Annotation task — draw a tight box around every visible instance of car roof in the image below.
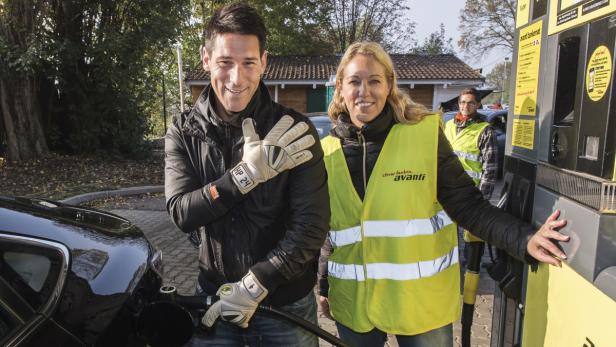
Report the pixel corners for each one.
[0,196,142,242]
[0,196,151,294]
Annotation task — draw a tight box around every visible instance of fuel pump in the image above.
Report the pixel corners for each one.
[491,1,616,346]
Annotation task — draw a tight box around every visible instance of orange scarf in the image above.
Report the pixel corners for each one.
[455,112,478,122]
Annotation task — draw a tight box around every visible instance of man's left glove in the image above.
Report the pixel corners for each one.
[201,271,268,328]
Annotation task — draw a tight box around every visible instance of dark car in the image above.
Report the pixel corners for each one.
[0,196,163,346]
[442,110,508,177]
[306,112,334,139]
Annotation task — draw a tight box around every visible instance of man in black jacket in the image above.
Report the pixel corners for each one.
[164,3,329,345]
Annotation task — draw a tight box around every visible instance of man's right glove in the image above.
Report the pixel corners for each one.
[201,271,268,328]
[230,115,315,194]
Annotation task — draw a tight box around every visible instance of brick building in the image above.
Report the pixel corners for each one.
[184,54,484,113]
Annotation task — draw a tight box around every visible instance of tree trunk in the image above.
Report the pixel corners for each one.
[0,0,49,161]
[0,74,48,161]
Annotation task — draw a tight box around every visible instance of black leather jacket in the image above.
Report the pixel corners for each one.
[318,108,534,296]
[165,83,330,306]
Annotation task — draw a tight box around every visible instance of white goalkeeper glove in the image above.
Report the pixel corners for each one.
[230,115,315,194]
[201,271,268,328]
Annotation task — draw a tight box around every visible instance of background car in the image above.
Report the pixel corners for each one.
[0,196,163,346]
[306,112,334,139]
[442,110,508,178]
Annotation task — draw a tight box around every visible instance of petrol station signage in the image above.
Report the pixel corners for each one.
[549,0,616,34]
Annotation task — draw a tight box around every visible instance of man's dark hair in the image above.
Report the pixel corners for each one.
[459,87,481,103]
[205,2,267,55]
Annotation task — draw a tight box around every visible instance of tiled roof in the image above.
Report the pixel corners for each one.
[185,54,483,82]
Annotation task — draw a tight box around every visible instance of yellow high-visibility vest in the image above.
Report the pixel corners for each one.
[322,114,460,335]
[444,119,489,185]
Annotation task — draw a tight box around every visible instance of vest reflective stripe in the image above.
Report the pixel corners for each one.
[328,262,366,281]
[363,211,453,238]
[453,150,480,162]
[466,170,482,179]
[329,225,362,247]
[322,114,460,335]
[444,119,489,185]
[366,248,459,280]
[329,211,453,246]
[329,247,459,281]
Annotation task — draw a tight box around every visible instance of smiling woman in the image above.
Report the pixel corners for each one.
[339,54,390,127]
[317,41,569,347]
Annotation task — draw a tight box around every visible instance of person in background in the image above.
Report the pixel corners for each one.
[444,88,499,265]
[317,41,568,347]
[445,88,498,200]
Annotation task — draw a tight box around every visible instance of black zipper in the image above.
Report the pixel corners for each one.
[358,131,367,194]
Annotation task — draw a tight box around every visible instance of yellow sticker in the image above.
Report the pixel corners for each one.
[513,20,542,117]
[517,0,530,28]
[511,118,535,150]
[586,45,612,102]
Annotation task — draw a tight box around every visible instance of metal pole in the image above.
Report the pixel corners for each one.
[177,45,185,112]
[501,57,509,105]
[162,73,167,134]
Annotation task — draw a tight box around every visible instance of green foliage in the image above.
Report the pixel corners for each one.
[251,1,333,55]
[412,24,454,55]
[0,1,49,75]
[484,60,512,105]
[2,0,420,157]
[49,0,191,154]
[1,0,191,156]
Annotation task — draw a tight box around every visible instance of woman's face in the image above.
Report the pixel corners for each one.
[340,54,390,128]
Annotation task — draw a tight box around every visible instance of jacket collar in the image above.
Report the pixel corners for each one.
[454,111,483,128]
[332,104,395,142]
[182,81,274,143]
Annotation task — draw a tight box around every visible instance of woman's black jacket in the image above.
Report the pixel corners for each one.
[318,109,534,296]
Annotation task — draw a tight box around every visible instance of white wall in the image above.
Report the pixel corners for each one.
[432,85,470,111]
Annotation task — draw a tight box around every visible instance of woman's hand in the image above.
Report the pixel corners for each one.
[318,295,332,320]
[527,210,570,266]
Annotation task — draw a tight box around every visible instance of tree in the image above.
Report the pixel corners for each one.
[251,1,334,55]
[458,0,515,59]
[484,60,512,104]
[0,0,49,161]
[51,1,191,154]
[412,23,454,55]
[320,0,416,53]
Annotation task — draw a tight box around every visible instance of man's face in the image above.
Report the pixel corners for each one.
[458,93,479,117]
[202,33,266,114]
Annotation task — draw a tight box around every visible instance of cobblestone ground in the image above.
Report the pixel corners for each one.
[97,192,499,347]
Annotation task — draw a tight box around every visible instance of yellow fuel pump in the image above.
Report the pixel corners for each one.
[490,1,616,346]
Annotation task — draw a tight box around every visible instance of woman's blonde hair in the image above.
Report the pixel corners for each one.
[328,41,430,124]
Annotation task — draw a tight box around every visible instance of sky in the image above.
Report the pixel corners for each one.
[407,0,512,76]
